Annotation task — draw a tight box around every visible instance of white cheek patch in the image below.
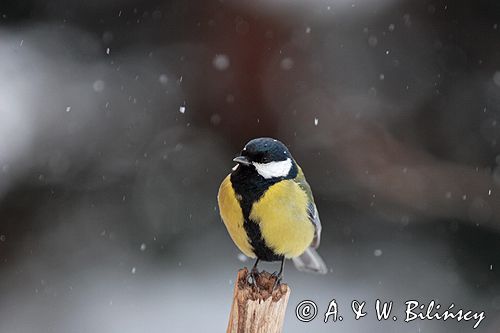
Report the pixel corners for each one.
[252,158,292,179]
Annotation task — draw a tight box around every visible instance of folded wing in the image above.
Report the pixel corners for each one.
[292,166,327,274]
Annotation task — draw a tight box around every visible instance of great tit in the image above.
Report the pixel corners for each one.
[217,137,327,280]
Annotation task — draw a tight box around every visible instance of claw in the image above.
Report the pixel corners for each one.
[248,258,261,289]
[272,257,285,291]
[248,266,260,290]
[272,274,282,291]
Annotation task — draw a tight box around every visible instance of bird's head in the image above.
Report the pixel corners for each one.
[232,137,297,179]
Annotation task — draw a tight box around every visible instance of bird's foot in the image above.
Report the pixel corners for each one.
[271,273,283,291]
[248,267,260,290]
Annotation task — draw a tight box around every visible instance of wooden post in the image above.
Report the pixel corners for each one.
[227,268,291,333]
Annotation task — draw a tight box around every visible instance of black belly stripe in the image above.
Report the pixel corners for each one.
[230,163,297,262]
[242,217,282,261]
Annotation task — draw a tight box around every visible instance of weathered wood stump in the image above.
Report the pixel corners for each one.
[227,268,291,333]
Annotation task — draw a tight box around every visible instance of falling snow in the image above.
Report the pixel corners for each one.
[493,72,500,86]
[92,80,105,92]
[158,74,168,84]
[280,57,294,70]
[368,35,378,47]
[210,113,221,125]
[213,54,230,71]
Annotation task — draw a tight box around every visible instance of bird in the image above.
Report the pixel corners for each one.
[217,137,327,283]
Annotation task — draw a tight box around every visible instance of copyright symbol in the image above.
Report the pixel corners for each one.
[295,300,318,322]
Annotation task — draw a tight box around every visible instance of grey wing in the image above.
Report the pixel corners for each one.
[294,166,322,249]
[293,201,327,274]
[307,201,322,249]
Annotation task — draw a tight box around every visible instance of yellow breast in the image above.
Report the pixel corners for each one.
[217,175,255,258]
[250,179,314,258]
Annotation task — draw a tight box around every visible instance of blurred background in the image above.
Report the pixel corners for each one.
[0,0,499,332]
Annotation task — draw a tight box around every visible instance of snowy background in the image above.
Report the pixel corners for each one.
[0,0,499,332]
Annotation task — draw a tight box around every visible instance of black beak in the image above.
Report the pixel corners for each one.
[233,155,251,166]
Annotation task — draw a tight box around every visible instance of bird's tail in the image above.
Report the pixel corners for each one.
[292,247,328,274]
